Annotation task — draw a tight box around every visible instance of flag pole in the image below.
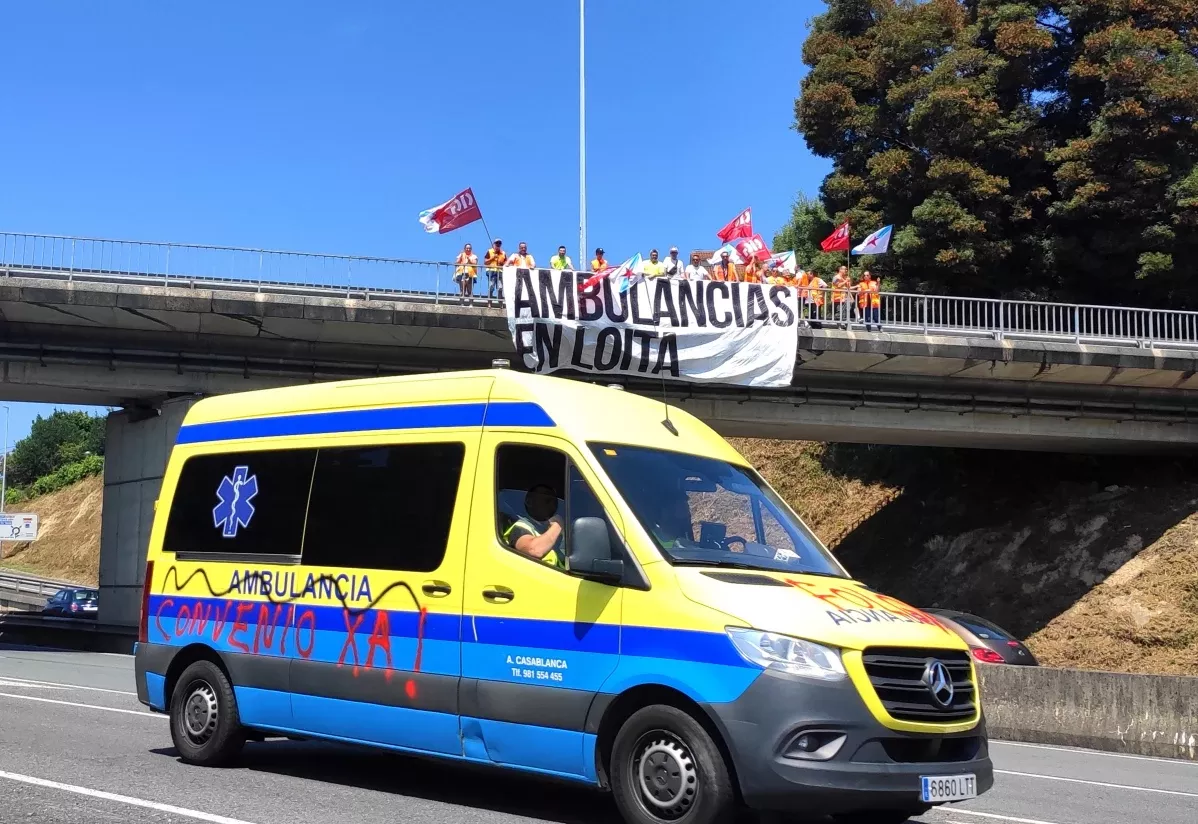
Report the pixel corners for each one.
[579,0,587,270]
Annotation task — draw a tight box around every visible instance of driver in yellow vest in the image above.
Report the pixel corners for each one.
[503,484,566,568]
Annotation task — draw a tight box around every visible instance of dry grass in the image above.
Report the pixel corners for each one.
[0,474,102,585]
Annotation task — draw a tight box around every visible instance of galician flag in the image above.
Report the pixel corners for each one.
[852,225,893,255]
[579,252,644,294]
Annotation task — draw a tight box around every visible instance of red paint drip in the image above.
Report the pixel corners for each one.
[413,606,428,672]
[404,679,417,699]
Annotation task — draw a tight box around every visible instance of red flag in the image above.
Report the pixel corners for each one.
[717,208,753,242]
[418,187,483,234]
[821,221,851,252]
[735,233,772,262]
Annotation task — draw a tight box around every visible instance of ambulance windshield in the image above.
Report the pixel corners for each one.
[589,443,846,577]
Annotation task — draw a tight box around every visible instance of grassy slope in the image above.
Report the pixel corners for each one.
[0,474,102,586]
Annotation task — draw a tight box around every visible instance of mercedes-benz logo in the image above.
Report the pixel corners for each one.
[921,659,955,708]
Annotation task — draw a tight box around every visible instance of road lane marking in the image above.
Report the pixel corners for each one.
[939,815,1063,824]
[0,674,136,695]
[0,770,259,824]
[996,769,1198,797]
[992,739,1198,766]
[0,691,163,718]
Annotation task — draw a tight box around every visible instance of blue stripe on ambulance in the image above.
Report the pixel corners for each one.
[175,400,555,444]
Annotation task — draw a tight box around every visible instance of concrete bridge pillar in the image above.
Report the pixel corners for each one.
[97,397,197,626]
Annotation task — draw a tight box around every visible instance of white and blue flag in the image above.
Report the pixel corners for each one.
[851,225,893,255]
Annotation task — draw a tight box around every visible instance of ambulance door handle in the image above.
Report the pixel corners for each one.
[422,582,452,598]
[481,586,514,604]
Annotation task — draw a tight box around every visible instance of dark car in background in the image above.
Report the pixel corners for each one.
[42,587,99,619]
[925,608,1038,666]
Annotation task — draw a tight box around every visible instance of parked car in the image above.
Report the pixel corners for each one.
[42,587,99,619]
[924,608,1038,665]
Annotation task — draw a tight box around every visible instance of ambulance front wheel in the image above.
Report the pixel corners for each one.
[169,659,246,767]
[610,704,737,824]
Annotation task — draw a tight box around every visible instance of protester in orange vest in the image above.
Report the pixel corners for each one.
[507,242,536,269]
[831,266,852,328]
[483,239,506,306]
[454,243,478,304]
[857,270,882,331]
[807,272,829,324]
[591,247,608,272]
[742,255,762,284]
[713,250,737,282]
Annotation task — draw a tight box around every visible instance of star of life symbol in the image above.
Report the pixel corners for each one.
[213,466,258,538]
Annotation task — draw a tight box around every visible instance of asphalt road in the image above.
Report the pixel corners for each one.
[0,645,1194,824]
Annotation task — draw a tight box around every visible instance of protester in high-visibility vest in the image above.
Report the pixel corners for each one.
[858,270,882,331]
[591,247,608,272]
[454,243,478,304]
[742,255,762,284]
[483,239,506,306]
[550,245,573,271]
[503,484,565,568]
[831,266,852,327]
[642,249,667,278]
[807,272,829,322]
[713,251,737,282]
[507,242,536,269]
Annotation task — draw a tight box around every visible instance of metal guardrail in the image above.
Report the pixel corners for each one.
[0,570,73,601]
[3,230,1197,351]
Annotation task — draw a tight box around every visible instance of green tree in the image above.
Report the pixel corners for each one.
[791,0,1198,305]
[1046,1,1198,305]
[7,411,107,488]
[772,193,848,276]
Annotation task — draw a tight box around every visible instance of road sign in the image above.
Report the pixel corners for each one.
[0,513,38,541]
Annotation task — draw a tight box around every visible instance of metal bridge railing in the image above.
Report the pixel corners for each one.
[0,230,456,299]
[2,231,1196,350]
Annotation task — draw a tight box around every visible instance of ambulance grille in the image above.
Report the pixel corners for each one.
[861,648,975,723]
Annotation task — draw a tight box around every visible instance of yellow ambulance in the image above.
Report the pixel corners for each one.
[135,367,992,824]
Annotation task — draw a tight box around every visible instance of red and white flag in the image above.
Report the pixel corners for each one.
[716,208,753,243]
[735,233,772,262]
[418,187,483,234]
[820,221,851,252]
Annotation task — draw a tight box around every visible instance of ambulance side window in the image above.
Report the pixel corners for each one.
[303,442,466,573]
[165,449,317,560]
[494,444,618,573]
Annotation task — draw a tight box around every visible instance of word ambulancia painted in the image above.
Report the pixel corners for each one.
[227,569,374,602]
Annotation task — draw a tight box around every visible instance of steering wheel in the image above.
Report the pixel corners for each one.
[723,535,747,553]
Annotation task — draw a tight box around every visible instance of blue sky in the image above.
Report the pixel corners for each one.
[0,0,829,443]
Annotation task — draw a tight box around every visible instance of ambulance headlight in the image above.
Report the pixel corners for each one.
[726,628,847,681]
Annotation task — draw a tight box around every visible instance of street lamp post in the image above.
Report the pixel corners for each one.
[0,405,8,515]
[579,0,587,270]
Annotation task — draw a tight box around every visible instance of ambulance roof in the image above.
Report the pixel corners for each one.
[177,369,747,465]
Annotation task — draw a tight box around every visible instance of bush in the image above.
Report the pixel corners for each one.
[28,454,105,499]
[4,487,28,507]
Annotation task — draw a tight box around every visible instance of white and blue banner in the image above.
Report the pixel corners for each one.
[503,267,799,388]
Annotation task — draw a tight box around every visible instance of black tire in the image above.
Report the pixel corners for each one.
[610,704,737,824]
[169,659,245,767]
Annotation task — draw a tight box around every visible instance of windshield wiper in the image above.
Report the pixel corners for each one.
[669,558,773,571]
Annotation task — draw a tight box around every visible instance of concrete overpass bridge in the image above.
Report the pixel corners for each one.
[4,230,1198,625]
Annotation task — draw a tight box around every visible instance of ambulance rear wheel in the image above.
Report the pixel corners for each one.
[610,704,737,824]
[169,659,245,767]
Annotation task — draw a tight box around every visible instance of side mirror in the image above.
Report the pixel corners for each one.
[569,516,623,583]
